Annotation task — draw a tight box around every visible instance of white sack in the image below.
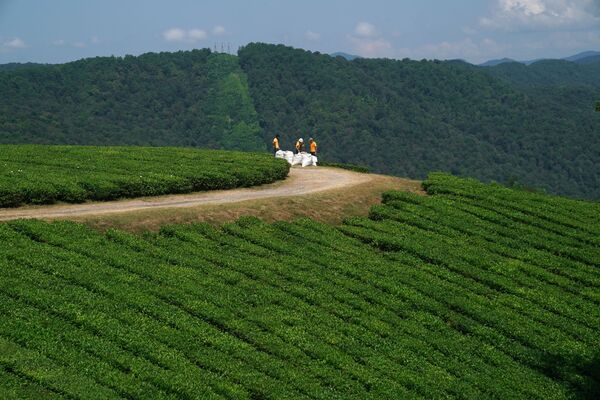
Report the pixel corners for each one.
[292,154,303,166]
[301,153,312,167]
[311,155,318,166]
[275,150,285,159]
[284,151,294,165]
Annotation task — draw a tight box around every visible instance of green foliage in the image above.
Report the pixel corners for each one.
[2,45,599,199]
[0,174,598,398]
[481,59,600,88]
[319,162,371,173]
[0,50,264,151]
[0,145,289,207]
[238,44,600,200]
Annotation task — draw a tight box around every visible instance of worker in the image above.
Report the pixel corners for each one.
[272,134,281,155]
[295,138,304,154]
[309,138,317,156]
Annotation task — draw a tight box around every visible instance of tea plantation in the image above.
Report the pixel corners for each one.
[0,145,289,207]
[0,174,598,399]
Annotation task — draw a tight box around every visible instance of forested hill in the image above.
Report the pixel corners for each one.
[239,44,599,199]
[0,50,263,151]
[2,45,599,199]
[480,59,600,88]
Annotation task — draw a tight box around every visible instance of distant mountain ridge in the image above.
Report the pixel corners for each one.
[323,50,600,66]
[330,52,361,61]
[563,50,600,62]
[479,57,600,88]
[479,58,517,67]
[575,54,600,64]
[479,50,600,66]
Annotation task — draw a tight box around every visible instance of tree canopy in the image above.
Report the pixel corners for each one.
[239,44,599,199]
[0,50,263,151]
[1,45,598,199]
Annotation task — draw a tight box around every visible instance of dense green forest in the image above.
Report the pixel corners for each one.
[480,59,600,88]
[1,45,599,199]
[0,50,263,151]
[239,44,599,199]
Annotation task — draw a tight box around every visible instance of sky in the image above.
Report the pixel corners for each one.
[1,0,600,64]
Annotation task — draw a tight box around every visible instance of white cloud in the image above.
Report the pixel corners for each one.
[163,27,209,43]
[52,39,65,46]
[480,0,600,31]
[73,41,87,48]
[420,38,482,59]
[2,37,27,49]
[355,22,377,37]
[91,35,100,44]
[305,30,321,41]
[520,29,600,53]
[350,36,393,57]
[401,28,600,63]
[212,25,226,36]
[163,28,186,42]
[188,29,207,41]
[349,22,392,57]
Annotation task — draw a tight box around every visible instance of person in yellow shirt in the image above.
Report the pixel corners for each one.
[309,138,317,156]
[272,134,280,155]
[295,138,304,154]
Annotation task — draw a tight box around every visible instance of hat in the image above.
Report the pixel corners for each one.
[299,138,304,143]
[309,138,313,141]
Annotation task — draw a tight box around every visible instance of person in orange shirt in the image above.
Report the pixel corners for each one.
[272,134,281,155]
[309,138,317,156]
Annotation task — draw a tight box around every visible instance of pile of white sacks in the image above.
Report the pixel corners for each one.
[275,150,318,167]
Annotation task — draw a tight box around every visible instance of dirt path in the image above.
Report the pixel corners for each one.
[0,167,376,221]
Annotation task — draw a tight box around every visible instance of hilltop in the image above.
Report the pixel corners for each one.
[479,50,600,66]
[479,57,517,67]
[330,52,362,61]
[0,50,262,151]
[480,59,600,88]
[239,44,599,199]
[1,44,599,199]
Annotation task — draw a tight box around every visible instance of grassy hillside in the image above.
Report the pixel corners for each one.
[0,50,263,151]
[0,145,289,207]
[239,44,600,200]
[0,174,598,399]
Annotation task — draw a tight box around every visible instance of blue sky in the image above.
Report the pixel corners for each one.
[1,0,599,64]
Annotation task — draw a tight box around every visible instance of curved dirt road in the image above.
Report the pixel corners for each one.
[0,167,374,221]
